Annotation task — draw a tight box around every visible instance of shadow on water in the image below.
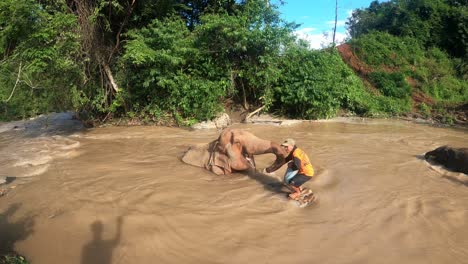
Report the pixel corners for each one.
[241,169,290,195]
[0,203,35,255]
[81,216,123,264]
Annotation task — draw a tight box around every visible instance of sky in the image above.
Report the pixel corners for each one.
[276,0,379,49]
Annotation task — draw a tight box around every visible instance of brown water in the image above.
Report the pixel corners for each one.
[0,118,467,264]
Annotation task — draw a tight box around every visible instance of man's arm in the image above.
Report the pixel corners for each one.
[292,156,301,170]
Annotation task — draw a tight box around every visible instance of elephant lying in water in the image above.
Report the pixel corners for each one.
[425,146,468,174]
[182,128,288,175]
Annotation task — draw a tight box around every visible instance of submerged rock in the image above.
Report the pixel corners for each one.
[192,113,231,130]
[0,112,84,137]
[425,146,468,174]
[244,113,303,126]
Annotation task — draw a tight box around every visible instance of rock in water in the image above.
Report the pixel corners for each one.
[425,146,468,174]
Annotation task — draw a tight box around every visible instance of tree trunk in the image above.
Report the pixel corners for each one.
[333,0,338,46]
[71,0,121,110]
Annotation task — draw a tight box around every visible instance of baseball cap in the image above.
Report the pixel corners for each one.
[281,138,295,147]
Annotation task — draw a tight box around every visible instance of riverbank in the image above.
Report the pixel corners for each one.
[0,104,466,139]
[88,105,468,130]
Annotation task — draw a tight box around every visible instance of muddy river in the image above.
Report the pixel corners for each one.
[0,115,467,264]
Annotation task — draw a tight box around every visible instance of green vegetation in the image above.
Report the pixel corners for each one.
[347,0,467,124]
[0,0,81,119]
[347,0,467,59]
[0,0,466,125]
[350,30,467,121]
[272,47,366,119]
[368,71,411,98]
[0,254,29,264]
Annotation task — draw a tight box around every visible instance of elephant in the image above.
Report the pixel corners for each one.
[182,128,288,175]
[425,146,468,174]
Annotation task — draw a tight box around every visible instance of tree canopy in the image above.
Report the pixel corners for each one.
[346,0,467,58]
[0,0,466,125]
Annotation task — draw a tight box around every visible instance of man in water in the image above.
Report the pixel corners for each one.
[267,138,314,200]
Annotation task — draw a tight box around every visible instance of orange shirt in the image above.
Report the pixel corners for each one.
[288,147,314,177]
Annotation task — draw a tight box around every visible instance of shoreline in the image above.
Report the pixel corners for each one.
[0,111,466,137]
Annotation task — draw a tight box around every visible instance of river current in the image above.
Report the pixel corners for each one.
[0,115,467,264]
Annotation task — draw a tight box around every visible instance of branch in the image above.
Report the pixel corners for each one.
[22,72,40,90]
[240,79,248,110]
[245,105,265,120]
[108,0,136,63]
[102,62,119,93]
[4,62,22,103]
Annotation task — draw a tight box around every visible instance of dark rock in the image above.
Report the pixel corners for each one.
[425,146,468,174]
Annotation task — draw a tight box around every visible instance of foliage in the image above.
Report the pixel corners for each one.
[350,31,467,108]
[347,0,467,59]
[350,31,424,68]
[343,83,411,116]
[272,47,363,118]
[118,0,296,123]
[418,102,431,117]
[270,45,412,118]
[0,254,29,264]
[0,0,465,124]
[368,71,412,98]
[421,75,468,103]
[119,17,227,123]
[272,47,341,118]
[0,0,81,120]
[193,1,295,106]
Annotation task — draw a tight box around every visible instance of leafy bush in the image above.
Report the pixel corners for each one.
[351,31,466,113]
[193,6,294,107]
[342,81,412,116]
[272,47,370,119]
[413,48,456,82]
[0,0,81,120]
[418,102,431,117]
[368,71,412,98]
[350,32,424,69]
[119,17,227,123]
[414,48,468,104]
[347,0,466,59]
[422,76,468,103]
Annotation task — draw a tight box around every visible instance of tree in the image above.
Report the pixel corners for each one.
[346,0,467,59]
[333,0,338,46]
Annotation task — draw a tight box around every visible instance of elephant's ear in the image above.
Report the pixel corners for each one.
[181,143,212,168]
